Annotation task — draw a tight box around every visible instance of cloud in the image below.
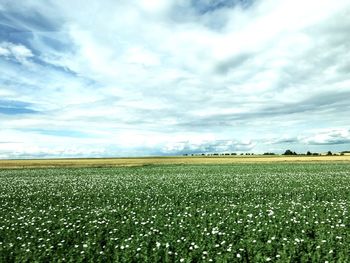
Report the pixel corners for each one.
[263,129,350,153]
[163,139,255,154]
[303,129,350,145]
[23,129,95,138]
[0,42,33,63]
[267,137,299,145]
[0,144,106,159]
[0,99,39,115]
[0,0,350,158]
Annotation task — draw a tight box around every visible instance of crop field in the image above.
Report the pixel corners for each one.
[1,155,350,169]
[0,163,349,262]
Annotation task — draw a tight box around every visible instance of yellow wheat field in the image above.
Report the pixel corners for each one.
[1,155,350,169]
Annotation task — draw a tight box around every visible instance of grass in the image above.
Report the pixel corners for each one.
[0,155,350,169]
[0,163,349,262]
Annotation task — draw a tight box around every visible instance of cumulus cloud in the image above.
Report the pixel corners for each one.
[0,42,33,63]
[303,129,350,145]
[163,139,255,154]
[0,0,350,158]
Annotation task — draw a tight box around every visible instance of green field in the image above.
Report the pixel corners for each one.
[1,163,349,262]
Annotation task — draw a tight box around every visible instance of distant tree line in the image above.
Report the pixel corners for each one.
[283,150,337,156]
[182,149,346,157]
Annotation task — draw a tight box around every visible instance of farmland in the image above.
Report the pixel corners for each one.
[0,163,349,262]
[1,154,350,169]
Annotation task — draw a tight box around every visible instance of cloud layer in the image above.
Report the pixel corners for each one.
[1,0,350,158]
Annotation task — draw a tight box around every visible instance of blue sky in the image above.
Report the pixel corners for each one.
[1,0,350,158]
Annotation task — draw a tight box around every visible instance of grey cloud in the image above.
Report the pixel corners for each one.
[191,0,254,14]
[269,137,299,144]
[215,52,253,74]
[169,0,254,30]
[266,129,350,146]
[308,139,350,145]
[176,89,350,130]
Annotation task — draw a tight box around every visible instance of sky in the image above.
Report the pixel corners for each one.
[0,0,350,158]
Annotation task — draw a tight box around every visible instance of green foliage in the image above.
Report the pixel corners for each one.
[283,150,297,155]
[0,164,349,262]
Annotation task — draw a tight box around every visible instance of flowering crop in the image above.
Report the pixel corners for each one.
[0,163,349,262]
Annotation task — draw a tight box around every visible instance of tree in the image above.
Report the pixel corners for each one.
[306,151,312,156]
[327,151,332,156]
[283,149,296,155]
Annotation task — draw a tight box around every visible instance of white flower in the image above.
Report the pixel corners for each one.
[237,253,241,258]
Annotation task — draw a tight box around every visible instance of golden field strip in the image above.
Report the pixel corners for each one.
[1,155,350,169]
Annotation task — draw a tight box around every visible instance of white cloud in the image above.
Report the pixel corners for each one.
[1,0,350,157]
[0,42,33,63]
[163,139,255,154]
[303,129,350,145]
[0,46,10,56]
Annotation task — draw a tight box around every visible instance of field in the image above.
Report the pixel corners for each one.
[1,163,350,262]
[1,155,350,169]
